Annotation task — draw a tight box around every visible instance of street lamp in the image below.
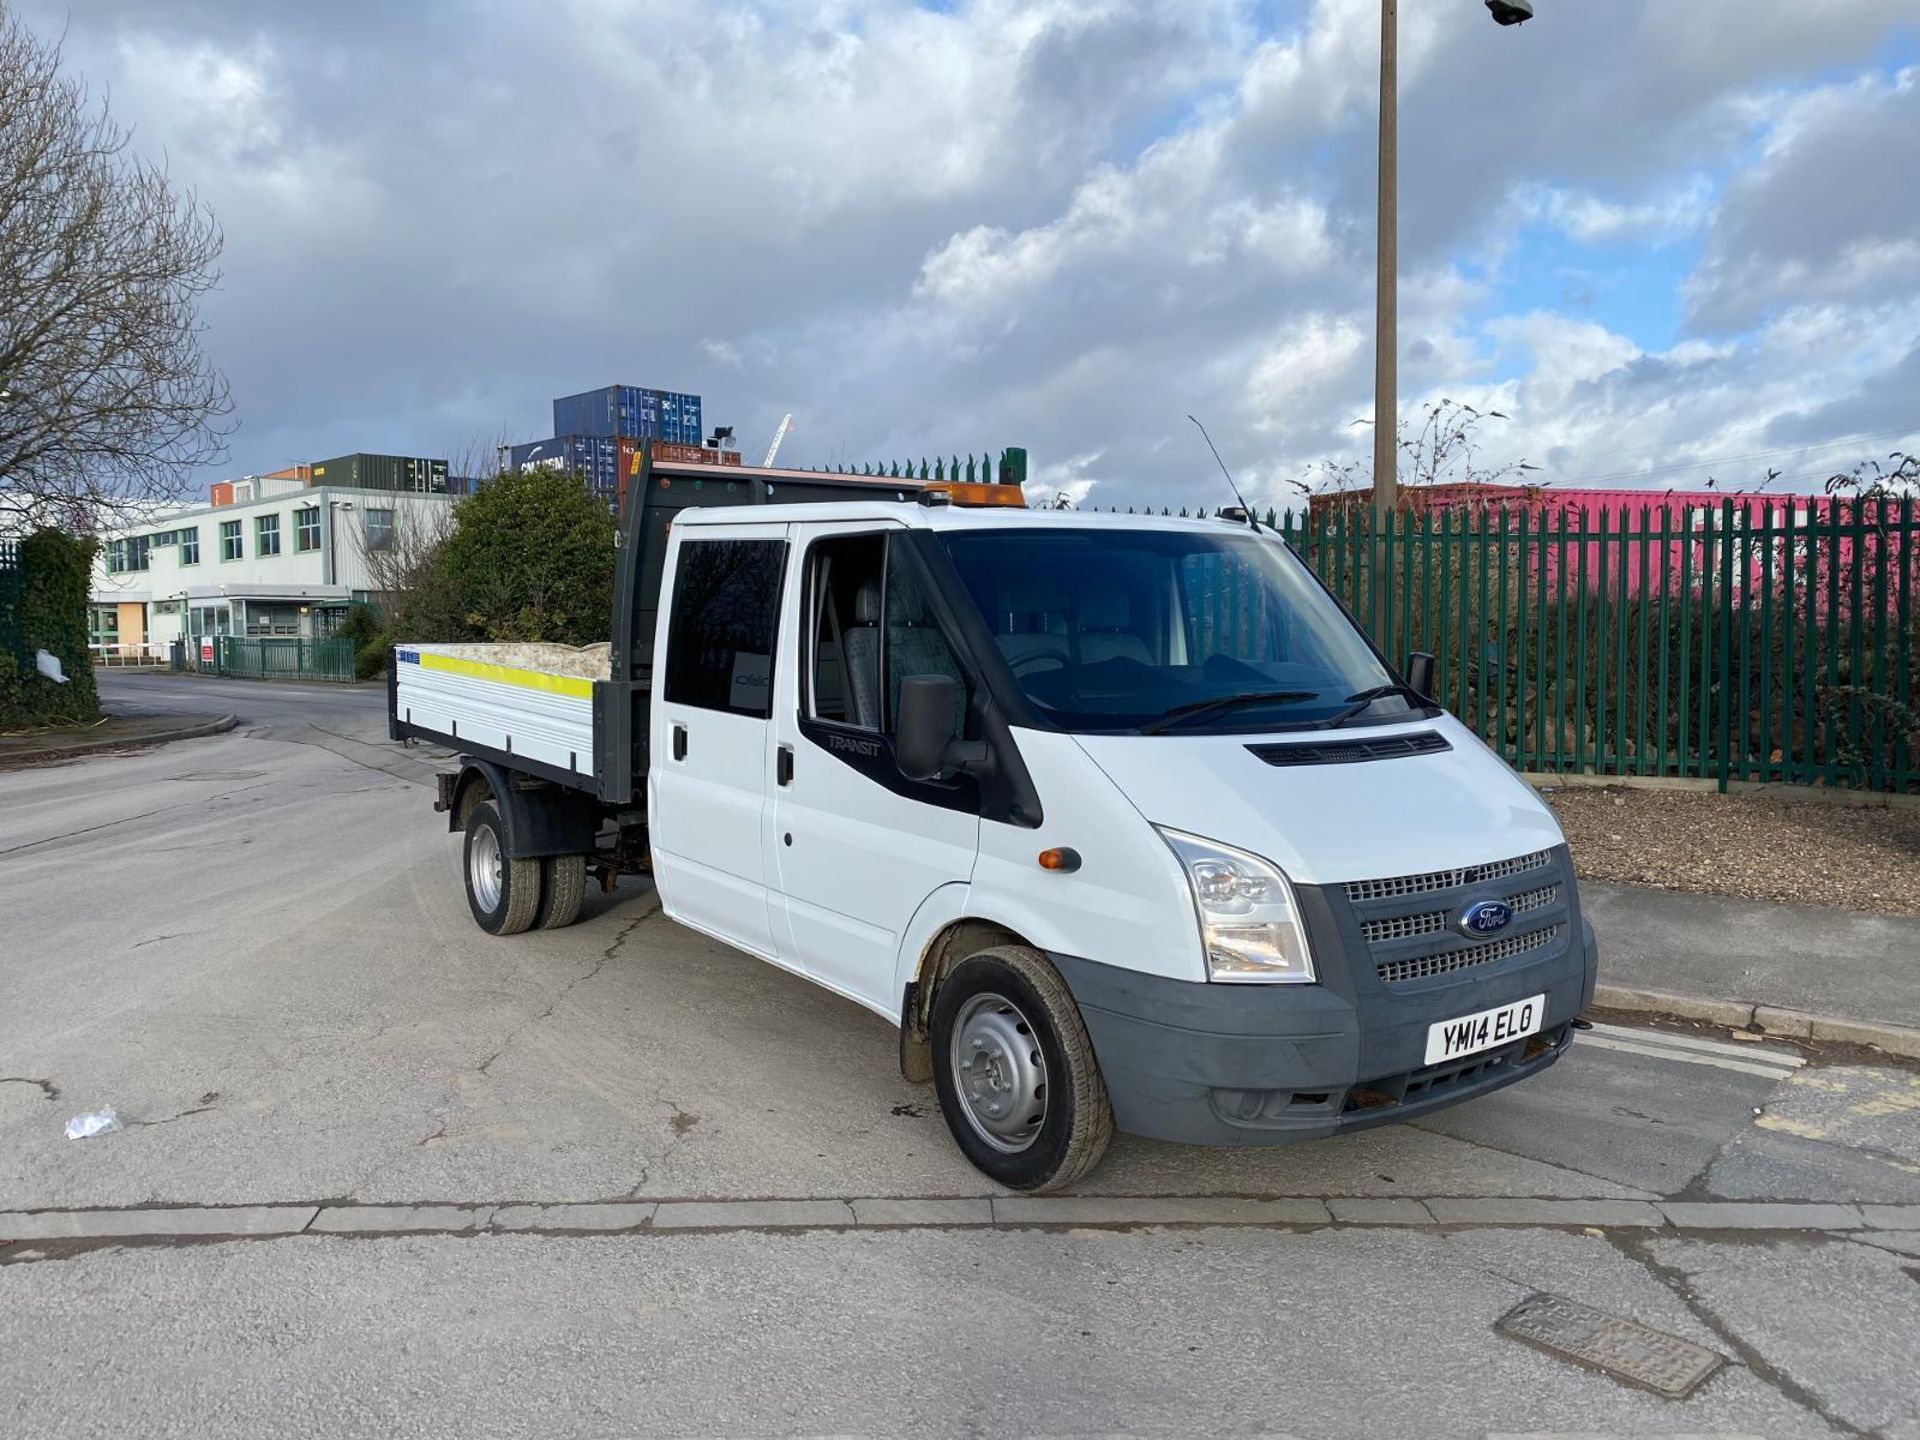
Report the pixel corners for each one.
[1370,0,1532,627]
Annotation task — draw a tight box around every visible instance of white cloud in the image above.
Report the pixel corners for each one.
[1242,315,1369,438]
[1521,176,1716,244]
[1686,67,1920,331]
[911,125,1339,311]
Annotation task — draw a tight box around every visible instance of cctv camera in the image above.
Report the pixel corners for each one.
[1486,0,1534,23]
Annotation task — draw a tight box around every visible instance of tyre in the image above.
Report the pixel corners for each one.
[929,945,1114,1192]
[463,800,543,936]
[537,853,588,930]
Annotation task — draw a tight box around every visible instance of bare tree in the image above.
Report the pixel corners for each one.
[344,500,465,640]
[0,11,232,530]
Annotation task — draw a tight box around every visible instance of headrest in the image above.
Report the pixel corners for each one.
[853,581,881,624]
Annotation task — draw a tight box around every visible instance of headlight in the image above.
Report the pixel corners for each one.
[1157,827,1315,984]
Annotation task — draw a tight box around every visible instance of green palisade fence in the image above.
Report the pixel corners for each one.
[217,636,356,683]
[1107,498,1919,793]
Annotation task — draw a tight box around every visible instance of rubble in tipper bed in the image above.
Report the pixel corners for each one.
[416,642,612,681]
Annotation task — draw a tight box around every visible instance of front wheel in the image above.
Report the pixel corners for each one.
[463,800,543,935]
[929,946,1114,1192]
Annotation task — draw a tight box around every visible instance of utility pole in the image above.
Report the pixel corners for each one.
[1370,0,1532,643]
[1373,0,1399,530]
[1371,0,1400,638]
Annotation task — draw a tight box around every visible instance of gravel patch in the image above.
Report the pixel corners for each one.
[1545,786,1920,916]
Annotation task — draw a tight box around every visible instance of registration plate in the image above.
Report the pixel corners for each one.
[1425,994,1545,1065]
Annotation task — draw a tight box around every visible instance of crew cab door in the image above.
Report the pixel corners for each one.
[649,522,790,959]
[768,526,981,1013]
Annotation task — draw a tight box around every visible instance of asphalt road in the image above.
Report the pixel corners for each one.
[2,672,1916,1438]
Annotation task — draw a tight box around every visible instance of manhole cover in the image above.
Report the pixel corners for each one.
[1497,1292,1724,1399]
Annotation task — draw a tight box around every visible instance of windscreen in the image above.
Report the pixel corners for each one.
[938,526,1407,734]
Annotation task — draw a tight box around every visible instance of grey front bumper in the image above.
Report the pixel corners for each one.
[1050,870,1600,1148]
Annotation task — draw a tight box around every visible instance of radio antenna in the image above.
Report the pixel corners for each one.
[1188,415,1259,529]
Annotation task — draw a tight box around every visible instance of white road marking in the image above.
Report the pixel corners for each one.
[1586,1021,1805,1068]
[1578,1033,1800,1079]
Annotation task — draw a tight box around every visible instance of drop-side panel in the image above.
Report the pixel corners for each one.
[393,644,599,781]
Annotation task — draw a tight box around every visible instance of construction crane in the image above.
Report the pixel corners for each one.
[763,413,794,468]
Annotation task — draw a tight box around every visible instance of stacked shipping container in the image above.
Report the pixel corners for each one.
[506,435,637,507]
[552,384,703,446]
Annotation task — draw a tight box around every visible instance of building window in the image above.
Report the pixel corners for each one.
[365,508,395,551]
[190,604,232,637]
[662,537,786,718]
[105,536,152,574]
[220,519,243,561]
[244,602,302,637]
[180,527,199,565]
[256,514,281,557]
[89,607,120,646]
[295,507,321,552]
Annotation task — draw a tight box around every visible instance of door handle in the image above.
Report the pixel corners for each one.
[777,744,794,786]
[672,723,687,761]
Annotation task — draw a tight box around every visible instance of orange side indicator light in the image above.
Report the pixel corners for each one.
[1037,847,1082,873]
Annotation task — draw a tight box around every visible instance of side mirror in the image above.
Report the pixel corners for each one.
[1404,651,1437,700]
[895,674,959,781]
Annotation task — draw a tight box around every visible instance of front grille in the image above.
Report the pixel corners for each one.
[1359,883,1560,944]
[1344,849,1555,903]
[1375,924,1563,985]
[1247,731,1450,767]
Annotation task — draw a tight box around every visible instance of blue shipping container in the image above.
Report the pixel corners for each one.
[507,435,621,494]
[551,384,703,445]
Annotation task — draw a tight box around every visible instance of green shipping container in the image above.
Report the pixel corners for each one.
[310,453,450,493]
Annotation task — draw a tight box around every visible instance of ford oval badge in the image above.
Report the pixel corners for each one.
[1458,900,1513,937]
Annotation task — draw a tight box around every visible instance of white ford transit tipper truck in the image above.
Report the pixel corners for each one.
[392,445,1599,1190]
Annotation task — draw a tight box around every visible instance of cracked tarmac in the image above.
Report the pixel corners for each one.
[2,673,1916,1438]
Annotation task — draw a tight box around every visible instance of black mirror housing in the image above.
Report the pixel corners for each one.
[1405,651,1437,700]
[895,674,959,780]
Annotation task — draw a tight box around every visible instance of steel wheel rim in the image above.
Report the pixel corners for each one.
[949,991,1049,1154]
[469,824,503,912]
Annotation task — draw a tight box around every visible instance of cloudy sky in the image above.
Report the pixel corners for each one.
[17,0,1920,510]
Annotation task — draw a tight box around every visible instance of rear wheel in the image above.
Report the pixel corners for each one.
[537,854,588,929]
[929,945,1113,1192]
[463,801,543,935]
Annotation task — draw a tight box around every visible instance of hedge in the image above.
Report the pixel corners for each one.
[0,529,100,729]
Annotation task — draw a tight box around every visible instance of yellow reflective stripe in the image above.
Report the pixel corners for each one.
[415,651,595,699]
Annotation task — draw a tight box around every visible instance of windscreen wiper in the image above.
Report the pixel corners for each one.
[1140,690,1318,735]
[1315,683,1432,729]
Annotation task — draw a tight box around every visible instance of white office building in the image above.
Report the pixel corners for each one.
[89,481,455,655]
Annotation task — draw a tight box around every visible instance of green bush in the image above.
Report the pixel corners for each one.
[333,603,392,680]
[437,470,615,646]
[0,529,99,730]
